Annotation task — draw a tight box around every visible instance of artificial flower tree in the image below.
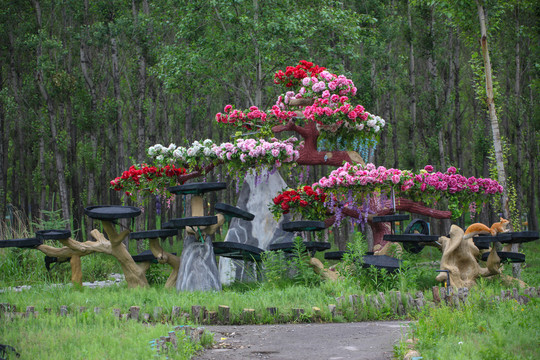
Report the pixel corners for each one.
[108,60,506,288]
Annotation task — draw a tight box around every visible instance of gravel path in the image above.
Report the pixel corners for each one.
[195,321,409,360]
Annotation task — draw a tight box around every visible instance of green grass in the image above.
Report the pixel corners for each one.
[399,290,540,360]
[0,311,204,360]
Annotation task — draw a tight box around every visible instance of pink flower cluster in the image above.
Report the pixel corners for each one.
[283,71,357,104]
[315,162,503,197]
[216,104,296,129]
[213,137,300,166]
[301,98,385,135]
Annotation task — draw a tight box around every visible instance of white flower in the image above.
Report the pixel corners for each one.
[173,149,183,159]
[374,125,380,132]
[168,143,176,151]
[148,146,156,156]
[156,155,164,162]
[187,148,196,157]
[367,119,377,128]
[203,147,213,156]
[203,139,213,147]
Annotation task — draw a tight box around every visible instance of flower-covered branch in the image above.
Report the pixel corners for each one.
[110,164,186,200]
[314,163,503,219]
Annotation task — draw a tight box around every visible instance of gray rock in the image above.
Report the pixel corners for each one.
[219,170,294,285]
[177,235,221,291]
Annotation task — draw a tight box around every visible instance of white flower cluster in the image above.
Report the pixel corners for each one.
[147,139,217,164]
[147,143,177,162]
[364,114,385,133]
[172,139,216,161]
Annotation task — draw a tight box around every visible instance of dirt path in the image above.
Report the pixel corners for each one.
[194,321,410,360]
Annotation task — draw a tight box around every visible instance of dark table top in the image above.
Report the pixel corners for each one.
[84,205,141,220]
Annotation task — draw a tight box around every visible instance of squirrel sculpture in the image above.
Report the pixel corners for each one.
[464,217,510,238]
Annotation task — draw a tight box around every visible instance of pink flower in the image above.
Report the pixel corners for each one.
[424,165,434,173]
[322,90,330,98]
[224,105,232,113]
[328,81,337,91]
[447,166,457,174]
[391,174,400,184]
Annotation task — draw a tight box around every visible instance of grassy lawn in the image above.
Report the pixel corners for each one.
[1,226,539,359]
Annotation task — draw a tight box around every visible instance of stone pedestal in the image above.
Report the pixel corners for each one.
[177,235,221,291]
[219,170,294,284]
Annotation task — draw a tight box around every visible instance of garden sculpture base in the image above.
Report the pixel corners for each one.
[437,225,504,288]
[219,171,294,285]
[176,234,221,291]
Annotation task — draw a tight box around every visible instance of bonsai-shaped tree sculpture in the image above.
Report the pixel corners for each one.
[9,61,515,290]
[109,60,508,289]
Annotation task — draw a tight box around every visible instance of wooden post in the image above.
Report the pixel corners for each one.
[169,331,178,350]
[207,311,218,324]
[191,305,204,323]
[312,306,321,321]
[171,306,181,320]
[415,291,425,311]
[26,306,35,318]
[292,308,304,320]
[129,306,140,320]
[432,286,441,304]
[328,304,336,317]
[218,305,230,324]
[113,308,122,319]
[266,307,277,316]
[153,307,163,321]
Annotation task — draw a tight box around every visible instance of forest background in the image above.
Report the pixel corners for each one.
[0,0,538,245]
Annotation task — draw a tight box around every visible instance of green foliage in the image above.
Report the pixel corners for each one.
[406,290,540,360]
[261,236,321,288]
[0,312,206,360]
[337,231,438,292]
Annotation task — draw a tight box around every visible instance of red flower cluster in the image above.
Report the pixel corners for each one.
[110,164,186,196]
[274,60,326,88]
[270,186,327,220]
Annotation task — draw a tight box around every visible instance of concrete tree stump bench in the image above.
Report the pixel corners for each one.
[129,229,179,288]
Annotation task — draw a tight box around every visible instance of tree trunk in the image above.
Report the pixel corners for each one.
[33,0,70,225]
[476,0,509,218]
[453,27,463,171]
[0,70,5,220]
[80,0,98,231]
[407,1,416,169]
[110,34,125,174]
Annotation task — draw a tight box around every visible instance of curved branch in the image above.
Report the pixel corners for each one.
[149,238,181,289]
[272,119,312,139]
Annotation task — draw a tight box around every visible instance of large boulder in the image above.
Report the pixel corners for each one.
[219,170,294,284]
